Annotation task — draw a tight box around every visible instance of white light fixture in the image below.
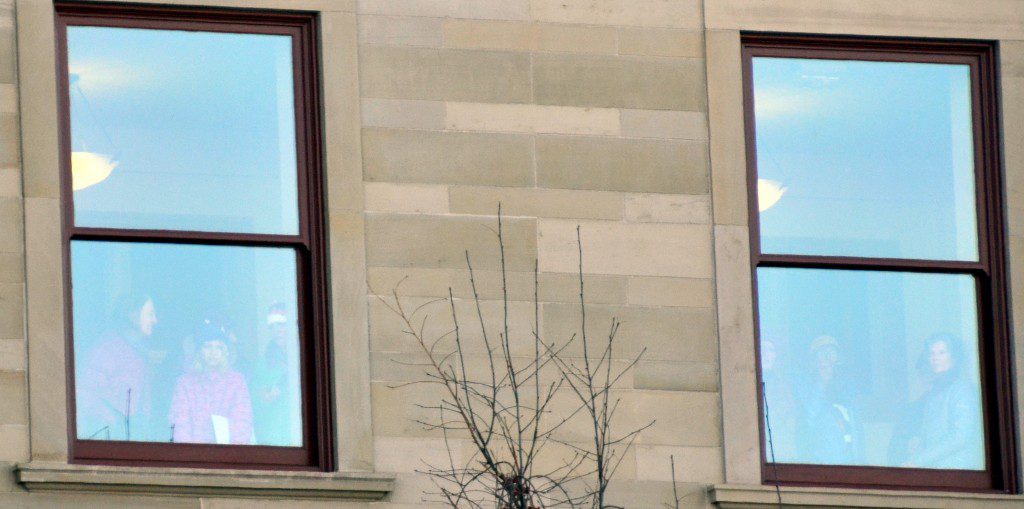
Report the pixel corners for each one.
[757,179,787,212]
[71,151,118,191]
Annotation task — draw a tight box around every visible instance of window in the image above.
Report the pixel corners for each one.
[743,34,1015,491]
[56,3,332,470]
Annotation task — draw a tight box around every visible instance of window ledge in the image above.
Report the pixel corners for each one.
[14,462,395,500]
[709,484,1024,508]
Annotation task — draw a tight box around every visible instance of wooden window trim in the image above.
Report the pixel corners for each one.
[55,1,334,471]
[742,33,1016,493]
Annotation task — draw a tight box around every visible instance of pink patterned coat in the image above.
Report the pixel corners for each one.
[169,370,254,444]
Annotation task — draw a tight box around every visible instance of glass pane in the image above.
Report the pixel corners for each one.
[67,26,299,235]
[752,57,978,261]
[758,267,985,470]
[72,241,303,447]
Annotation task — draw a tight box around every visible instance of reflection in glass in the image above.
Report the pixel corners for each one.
[758,267,985,470]
[72,241,303,447]
[752,58,977,261]
[67,26,299,234]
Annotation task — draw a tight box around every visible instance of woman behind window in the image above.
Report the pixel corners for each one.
[900,333,984,469]
[76,292,159,441]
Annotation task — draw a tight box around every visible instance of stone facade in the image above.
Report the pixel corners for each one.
[0,0,1023,507]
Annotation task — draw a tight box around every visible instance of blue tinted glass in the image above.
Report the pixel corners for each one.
[758,267,985,470]
[67,26,299,234]
[753,58,977,261]
[72,241,303,447]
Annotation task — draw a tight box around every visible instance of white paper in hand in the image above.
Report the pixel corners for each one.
[211,414,230,444]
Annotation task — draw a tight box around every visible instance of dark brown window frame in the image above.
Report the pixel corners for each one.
[742,33,1016,493]
[55,2,334,471]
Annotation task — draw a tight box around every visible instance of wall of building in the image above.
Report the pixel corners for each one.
[0,0,1022,508]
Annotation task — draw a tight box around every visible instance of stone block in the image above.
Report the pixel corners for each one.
[363,128,533,187]
[368,266,628,305]
[537,219,713,279]
[0,113,18,168]
[24,198,68,461]
[1003,42,1024,238]
[0,252,21,283]
[364,183,449,214]
[358,15,442,47]
[368,295,540,357]
[360,46,531,103]
[365,213,537,271]
[534,22,618,54]
[0,424,27,462]
[536,136,708,194]
[618,28,704,58]
[0,84,16,113]
[704,0,1024,40]
[204,500,368,509]
[371,350,635,392]
[634,445,724,483]
[533,53,707,111]
[370,381,455,438]
[445,102,620,136]
[627,276,714,308]
[0,198,22,253]
[530,0,702,29]
[0,339,24,371]
[442,19,533,51]
[629,390,722,446]
[360,98,446,130]
[358,0,530,21]
[705,30,749,226]
[605,479,709,509]
[0,167,19,198]
[0,282,23,340]
[712,224,760,483]
[619,109,707,140]
[0,26,14,84]
[0,371,26,424]
[320,11,364,215]
[448,186,624,221]
[374,436,468,474]
[541,302,717,363]
[634,360,719,392]
[624,194,711,224]
[443,20,616,54]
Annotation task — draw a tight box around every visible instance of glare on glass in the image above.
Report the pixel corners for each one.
[752,58,978,261]
[757,267,985,470]
[67,26,299,235]
[72,241,303,447]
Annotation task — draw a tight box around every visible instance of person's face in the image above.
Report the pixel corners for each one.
[816,346,838,382]
[137,299,157,337]
[929,341,954,374]
[202,340,229,369]
[270,322,287,343]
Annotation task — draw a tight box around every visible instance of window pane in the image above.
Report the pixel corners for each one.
[67,26,299,235]
[752,58,977,261]
[72,241,303,447]
[757,267,985,470]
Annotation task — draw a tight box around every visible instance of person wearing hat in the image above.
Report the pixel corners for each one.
[795,335,862,464]
[251,302,302,446]
[168,320,254,444]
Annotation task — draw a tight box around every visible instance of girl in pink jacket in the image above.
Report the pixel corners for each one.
[169,321,254,445]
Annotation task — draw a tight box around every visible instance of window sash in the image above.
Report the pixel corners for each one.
[55,2,333,471]
[742,34,1014,492]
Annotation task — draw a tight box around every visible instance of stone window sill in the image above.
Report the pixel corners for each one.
[709,484,1024,508]
[15,462,395,500]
